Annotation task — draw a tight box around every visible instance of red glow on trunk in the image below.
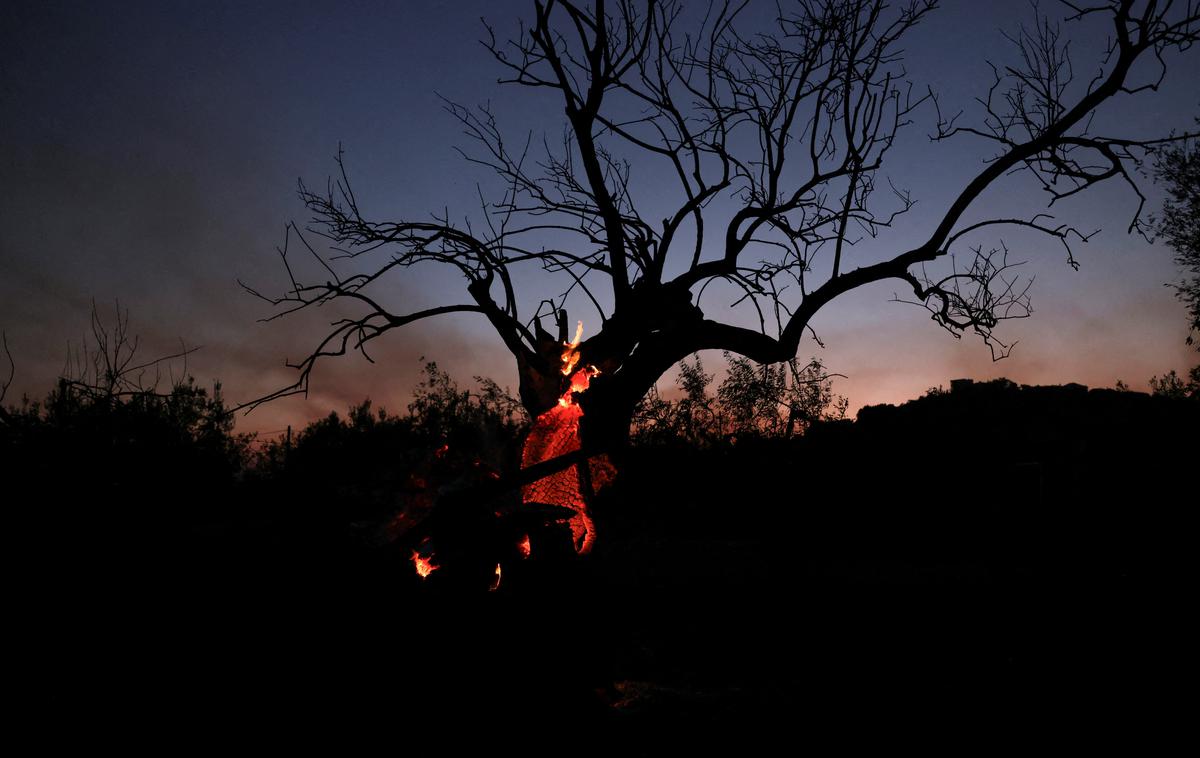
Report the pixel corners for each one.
[517,534,531,558]
[520,322,614,554]
[521,367,600,553]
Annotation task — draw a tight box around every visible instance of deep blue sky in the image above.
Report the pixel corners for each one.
[2,0,1196,435]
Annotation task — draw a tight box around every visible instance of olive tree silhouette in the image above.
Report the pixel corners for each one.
[245,0,1199,466]
[1153,117,1199,349]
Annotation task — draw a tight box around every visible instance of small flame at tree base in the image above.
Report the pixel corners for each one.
[412,550,439,579]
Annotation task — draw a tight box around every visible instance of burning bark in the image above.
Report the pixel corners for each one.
[520,323,613,555]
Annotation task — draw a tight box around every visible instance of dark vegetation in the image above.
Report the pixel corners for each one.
[4,320,1194,743]
[4,0,1197,746]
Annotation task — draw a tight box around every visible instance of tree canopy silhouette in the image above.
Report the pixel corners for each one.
[245,0,1199,458]
[1153,117,1200,349]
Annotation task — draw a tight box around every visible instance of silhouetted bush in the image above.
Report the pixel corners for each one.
[243,361,528,523]
[631,352,846,446]
[4,373,245,491]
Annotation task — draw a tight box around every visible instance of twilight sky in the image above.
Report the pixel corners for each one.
[2,0,1196,437]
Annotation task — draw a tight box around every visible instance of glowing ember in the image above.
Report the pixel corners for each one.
[520,322,612,555]
[522,370,598,552]
[489,563,502,591]
[589,455,617,492]
[411,550,439,579]
[473,458,501,479]
[517,534,531,558]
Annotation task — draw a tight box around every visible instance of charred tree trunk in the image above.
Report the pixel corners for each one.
[514,303,658,453]
[514,347,638,463]
[511,309,648,554]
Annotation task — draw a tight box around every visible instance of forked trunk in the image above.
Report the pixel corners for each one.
[514,325,637,555]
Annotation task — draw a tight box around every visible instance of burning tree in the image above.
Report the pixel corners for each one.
[244,1,1199,554]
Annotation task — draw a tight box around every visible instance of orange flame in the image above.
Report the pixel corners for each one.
[517,534,531,558]
[489,563,502,591]
[558,365,600,407]
[412,550,439,579]
[561,320,584,376]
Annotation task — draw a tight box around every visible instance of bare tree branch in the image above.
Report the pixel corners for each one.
[0,332,14,425]
[251,0,1199,446]
[58,301,204,403]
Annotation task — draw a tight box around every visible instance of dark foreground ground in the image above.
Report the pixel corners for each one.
[13,380,1195,749]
